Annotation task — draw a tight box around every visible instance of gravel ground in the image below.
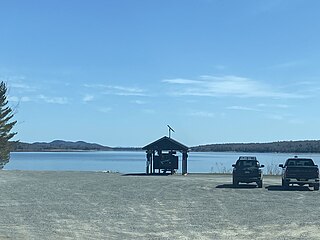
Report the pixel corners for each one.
[0,171,319,240]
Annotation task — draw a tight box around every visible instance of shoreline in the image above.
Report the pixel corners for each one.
[11,149,320,154]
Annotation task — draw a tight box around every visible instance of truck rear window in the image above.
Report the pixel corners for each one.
[286,159,314,166]
[236,160,258,167]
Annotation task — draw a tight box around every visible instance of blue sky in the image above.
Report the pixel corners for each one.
[1,0,320,147]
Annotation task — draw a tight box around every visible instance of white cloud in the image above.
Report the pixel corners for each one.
[162,79,201,84]
[103,85,146,96]
[266,114,284,120]
[227,106,261,111]
[8,96,31,102]
[289,119,304,124]
[83,94,94,102]
[257,103,290,109]
[257,103,267,107]
[132,100,146,105]
[275,104,289,109]
[1,75,26,83]
[84,84,147,96]
[163,75,306,99]
[1,75,38,92]
[10,83,35,91]
[83,84,105,88]
[271,60,305,69]
[38,95,69,104]
[265,113,304,124]
[98,107,112,113]
[188,111,215,118]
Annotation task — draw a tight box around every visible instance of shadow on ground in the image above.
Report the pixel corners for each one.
[266,185,312,191]
[216,184,258,189]
[122,173,171,177]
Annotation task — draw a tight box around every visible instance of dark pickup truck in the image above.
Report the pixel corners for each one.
[232,156,264,188]
[279,157,319,190]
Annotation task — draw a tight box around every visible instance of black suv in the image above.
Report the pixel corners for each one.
[232,156,264,188]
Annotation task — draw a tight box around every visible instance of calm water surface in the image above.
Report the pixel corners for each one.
[5,151,320,173]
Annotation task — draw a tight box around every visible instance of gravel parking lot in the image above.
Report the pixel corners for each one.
[0,171,319,240]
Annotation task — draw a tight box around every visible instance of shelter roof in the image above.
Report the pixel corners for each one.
[142,136,189,151]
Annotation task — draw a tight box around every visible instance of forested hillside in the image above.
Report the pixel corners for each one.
[10,139,320,153]
[191,140,320,153]
[12,140,113,152]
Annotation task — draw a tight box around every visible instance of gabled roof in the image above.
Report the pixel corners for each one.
[142,136,188,151]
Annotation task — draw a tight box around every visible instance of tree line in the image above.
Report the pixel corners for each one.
[190,140,320,153]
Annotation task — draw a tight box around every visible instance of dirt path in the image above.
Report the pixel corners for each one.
[0,171,319,239]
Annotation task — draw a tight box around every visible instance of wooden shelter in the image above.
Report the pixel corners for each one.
[142,136,189,175]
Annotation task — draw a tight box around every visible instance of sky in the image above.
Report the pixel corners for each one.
[1,0,320,147]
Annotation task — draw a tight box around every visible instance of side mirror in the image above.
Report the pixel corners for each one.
[279,164,284,168]
[260,165,265,168]
[232,164,236,167]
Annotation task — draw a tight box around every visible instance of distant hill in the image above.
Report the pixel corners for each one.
[12,140,114,152]
[190,140,320,153]
[11,139,320,153]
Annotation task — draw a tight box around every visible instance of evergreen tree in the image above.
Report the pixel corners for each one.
[0,81,17,168]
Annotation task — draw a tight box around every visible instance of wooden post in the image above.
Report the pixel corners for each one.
[182,151,188,175]
[146,157,149,174]
[151,151,154,174]
[146,151,151,174]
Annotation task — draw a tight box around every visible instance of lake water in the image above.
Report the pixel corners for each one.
[5,151,320,174]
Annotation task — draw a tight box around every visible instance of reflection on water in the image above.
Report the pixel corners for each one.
[5,151,320,174]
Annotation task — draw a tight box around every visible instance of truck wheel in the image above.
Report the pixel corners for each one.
[282,179,289,189]
[233,178,239,187]
[257,180,263,188]
[314,183,319,191]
